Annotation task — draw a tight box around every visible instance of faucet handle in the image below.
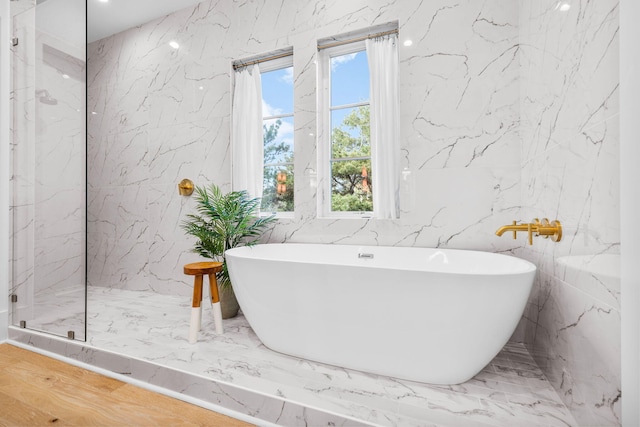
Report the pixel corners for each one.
[534,218,562,242]
[511,220,517,240]
[531,218,542,237]
[550,220,562,242]
[540,218,550,239]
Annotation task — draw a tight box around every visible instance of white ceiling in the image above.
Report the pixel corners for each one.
[87,0,207,43]
[37,0,85,51]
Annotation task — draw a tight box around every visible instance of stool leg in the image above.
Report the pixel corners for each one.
[198,278,203,331]
[208,273,224,334]
[189,274,203,344]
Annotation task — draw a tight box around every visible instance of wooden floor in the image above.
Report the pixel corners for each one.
[0,344,253,427]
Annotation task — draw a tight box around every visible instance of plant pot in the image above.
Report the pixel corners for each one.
[220,285,240,319]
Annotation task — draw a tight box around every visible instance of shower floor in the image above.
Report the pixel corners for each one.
[79,287,578,426]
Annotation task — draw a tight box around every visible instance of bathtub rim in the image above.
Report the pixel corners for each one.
[226,243,536,276]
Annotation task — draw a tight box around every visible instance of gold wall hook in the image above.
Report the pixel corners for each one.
[178,179,194,196]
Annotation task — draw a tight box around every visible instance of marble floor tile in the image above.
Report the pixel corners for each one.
[13,283,86,340]
[74,287,577,426]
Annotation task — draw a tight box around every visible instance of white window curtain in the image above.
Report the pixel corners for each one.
[231,64,263,199]
[316,49,332,217]
[366,36,400,219]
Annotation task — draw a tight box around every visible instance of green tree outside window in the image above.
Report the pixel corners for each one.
[331,105,372,212]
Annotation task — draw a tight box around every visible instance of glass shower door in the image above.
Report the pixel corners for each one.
[9,0,86,340]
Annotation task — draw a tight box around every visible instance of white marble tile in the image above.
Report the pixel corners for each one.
[87,185,149,241]
[34,188,85,238]
[86,236,150,290]
[146,119,230,186]
[79,1,623,426]
[524,272,620,426]
[87,0,525,306]
[147,68,230,129]
[33,234,84,292]
[88,130,149,187]
[10,282,85,340]
[63,287,579,426]
[9,284,576,426]
[148,238,197,297]
[555,253,620,310]
[518,1,620,425]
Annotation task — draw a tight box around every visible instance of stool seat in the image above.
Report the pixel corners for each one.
[184,261,223,275]
[184,261,225,343]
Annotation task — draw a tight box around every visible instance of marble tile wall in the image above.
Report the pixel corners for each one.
[87,0,523,295]
[517,1,620,425]
[87,1,621,424]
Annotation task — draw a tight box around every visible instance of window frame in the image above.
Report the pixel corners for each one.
[259,55,294,219]
[317,40,373,219]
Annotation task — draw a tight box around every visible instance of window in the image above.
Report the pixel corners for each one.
[260,56,294,215]
[330,45,372,214]
[319,41,372,216]
[318,26,400,219]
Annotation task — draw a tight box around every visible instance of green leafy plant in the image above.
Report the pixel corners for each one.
[181,184,276,289]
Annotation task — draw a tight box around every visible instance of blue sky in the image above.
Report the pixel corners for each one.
[261,68,294,115]
[331,51,369,106]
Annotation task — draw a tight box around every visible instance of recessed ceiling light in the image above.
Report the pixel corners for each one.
[61,73,70,79]
[169,41,180,49]
[403,40,413,47]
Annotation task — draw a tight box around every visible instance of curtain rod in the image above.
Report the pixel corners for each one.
[317,28,398,51]
[232,51,292,70]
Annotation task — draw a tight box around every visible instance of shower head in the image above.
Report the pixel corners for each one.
[40,95,58,105]
[36,89,58,105]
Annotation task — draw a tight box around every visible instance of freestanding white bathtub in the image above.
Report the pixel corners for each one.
[226,243,536,384]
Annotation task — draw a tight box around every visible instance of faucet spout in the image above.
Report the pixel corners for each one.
[495,222,530,237]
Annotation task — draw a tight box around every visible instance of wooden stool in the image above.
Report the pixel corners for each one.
[183,261,224,343]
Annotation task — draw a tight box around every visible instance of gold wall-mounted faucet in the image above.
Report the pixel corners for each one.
[495,218,562,245]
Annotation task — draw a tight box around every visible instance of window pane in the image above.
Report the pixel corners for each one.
[331,105,369,159]
[263,116,294,164]
[261,164,294,212]
[262,66,293,116]
[331,50,369,106]
[331,158,372,212]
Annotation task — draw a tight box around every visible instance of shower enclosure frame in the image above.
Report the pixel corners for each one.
[7,0,87,342]
[0,1,11,343]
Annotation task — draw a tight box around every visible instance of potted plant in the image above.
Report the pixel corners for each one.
[181,184,276,318]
